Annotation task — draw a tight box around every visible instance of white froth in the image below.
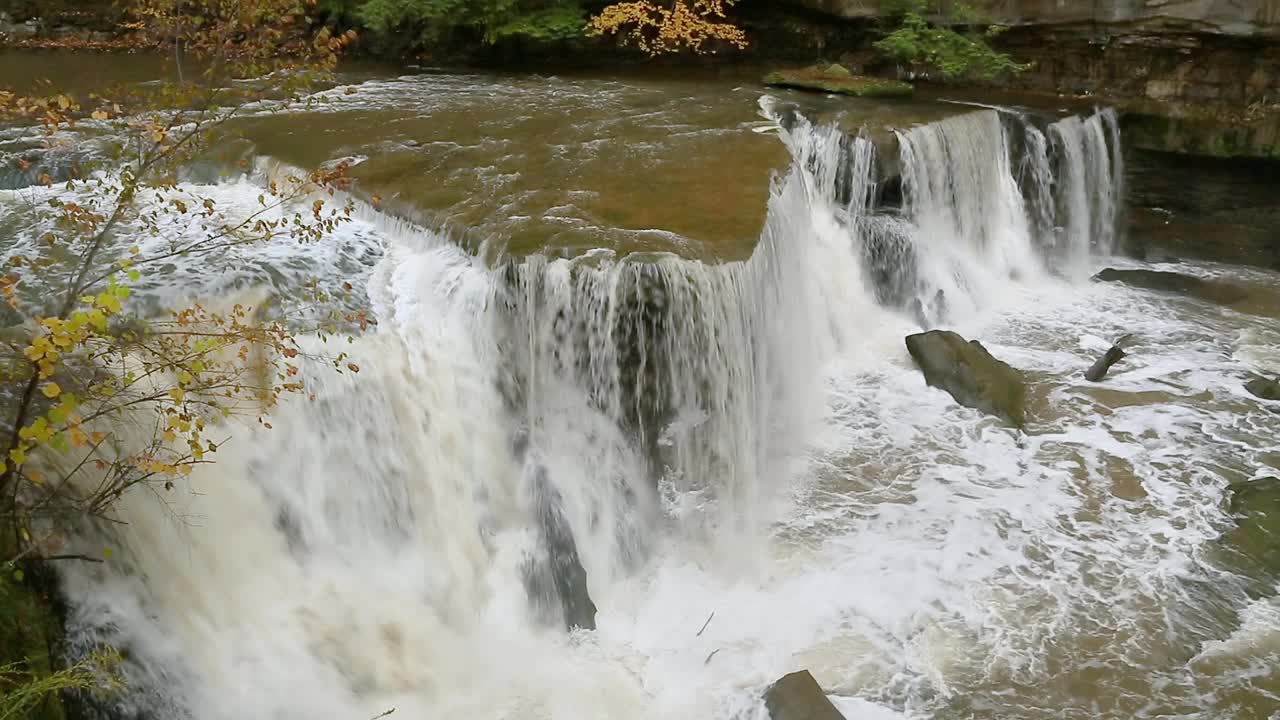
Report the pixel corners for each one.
[3,87,1270,720]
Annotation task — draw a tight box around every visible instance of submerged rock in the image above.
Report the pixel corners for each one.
[524,465,598,631]
[1245,375,1280,401]
[905,330,1028,427]
[1222,477,1280,593]
[1093,268,1249,306]
[764,64,913,98]
[764,670,846,720]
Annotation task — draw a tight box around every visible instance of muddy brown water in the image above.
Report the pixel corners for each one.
[2,51,1280,720]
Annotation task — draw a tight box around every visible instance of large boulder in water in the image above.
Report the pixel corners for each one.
[1093,268,1249,306]
[764,670,846,720]
[1245,375,1280,401]
[905,330,1028,428]
[1222,477,1280,595]
[764,64,913,98]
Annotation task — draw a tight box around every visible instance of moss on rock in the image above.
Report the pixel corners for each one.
[1246,376,1280,401]
[764,63,914,98]
[1222,477,1280,595]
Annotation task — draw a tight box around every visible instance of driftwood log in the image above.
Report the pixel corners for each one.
[1084,334,1132,382]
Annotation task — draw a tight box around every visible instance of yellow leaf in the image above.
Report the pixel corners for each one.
[96,292,122,314]
[41,382,61,399]
[9,447,26,466]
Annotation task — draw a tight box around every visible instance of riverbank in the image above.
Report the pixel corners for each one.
[5,0,1279,165]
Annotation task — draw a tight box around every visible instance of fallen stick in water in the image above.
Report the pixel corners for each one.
[1085,334,1132,382]
[697,611,715,637]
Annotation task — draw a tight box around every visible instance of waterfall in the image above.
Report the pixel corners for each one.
[50,100,1129,720]
[1049,108,1126,274]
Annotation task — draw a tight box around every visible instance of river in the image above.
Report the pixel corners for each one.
[2,54,1278,720]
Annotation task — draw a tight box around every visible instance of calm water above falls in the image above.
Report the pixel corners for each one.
[2,62,1279,720]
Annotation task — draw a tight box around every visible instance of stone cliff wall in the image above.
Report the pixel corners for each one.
[790,0,1280,36]
[783,0,1280,159]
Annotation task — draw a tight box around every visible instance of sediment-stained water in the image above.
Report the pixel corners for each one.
[1,60,1277,720]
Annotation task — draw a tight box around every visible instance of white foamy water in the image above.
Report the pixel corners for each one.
[13,92,1275,720]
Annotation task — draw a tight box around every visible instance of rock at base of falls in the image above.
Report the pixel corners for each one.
[764,670,847,720]
[1245,376,1280,401]
[524,465,598,632]
[1221,477,1280,595]
[1093,268,1249,306]
[905,330,1028,428]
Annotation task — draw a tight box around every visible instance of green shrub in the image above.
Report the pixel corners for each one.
[357,0,588,45]
[875,0,1027,81]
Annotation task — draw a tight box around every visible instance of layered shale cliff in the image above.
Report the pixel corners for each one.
[783,0,1280,160]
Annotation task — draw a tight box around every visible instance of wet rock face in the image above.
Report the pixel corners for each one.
[523,465,598,632]
[1246,376,1280,401]
[1124,150,1280,269]
[764,670,846,720]
[905,330,1028,428]
[783,0,1280,159]
[787,0,1280,36]
[1093,268,1250,306]
[1223,477,1280,594]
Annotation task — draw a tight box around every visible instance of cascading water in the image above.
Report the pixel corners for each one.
[31,83,1276,720]
[1048,108,1126,273]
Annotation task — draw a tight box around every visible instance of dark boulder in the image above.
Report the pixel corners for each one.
[764,670,846,720]
[1221,477,1280,594]
[1093,268,1248,306]
[523,465,597,631]
[1245,376,1280,401]
[905,330,1028,428]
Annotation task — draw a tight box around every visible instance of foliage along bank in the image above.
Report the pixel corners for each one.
[0,0,368,715]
